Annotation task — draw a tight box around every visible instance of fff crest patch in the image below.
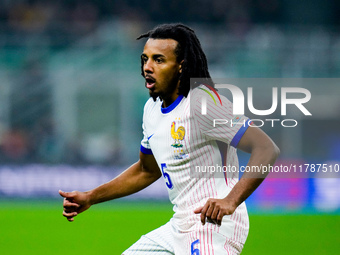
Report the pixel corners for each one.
[171,119,188,160]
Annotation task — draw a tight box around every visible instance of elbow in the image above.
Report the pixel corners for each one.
[270,142,280,163]
[257,139,280,165]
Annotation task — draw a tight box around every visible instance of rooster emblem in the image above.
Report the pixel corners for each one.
[171,121,185,148]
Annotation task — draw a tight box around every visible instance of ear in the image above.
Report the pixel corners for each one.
[179,60,184,73]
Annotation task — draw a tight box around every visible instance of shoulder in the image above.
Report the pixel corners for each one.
[190,84,208,99]
[190,84,233,113]
[143,97,163,123]
[143,97,162,113]
[190,84,230,103]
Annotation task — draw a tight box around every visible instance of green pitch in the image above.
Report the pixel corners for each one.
[0,200,339,255]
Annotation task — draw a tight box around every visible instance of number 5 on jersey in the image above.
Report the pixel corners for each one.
[161,163,173,189]
[191,239,200,255]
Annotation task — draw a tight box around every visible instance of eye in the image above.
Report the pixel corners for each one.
[141,56,148,63]
[155,58,164,63]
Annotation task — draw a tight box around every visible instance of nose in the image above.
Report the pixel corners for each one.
[144,59,153,74]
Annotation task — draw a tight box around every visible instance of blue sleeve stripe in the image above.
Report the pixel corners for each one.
[140,145,153,155]
[230,119,250,148]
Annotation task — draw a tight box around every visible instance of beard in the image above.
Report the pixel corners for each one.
[149,89,158,101]
[148,75,180,102]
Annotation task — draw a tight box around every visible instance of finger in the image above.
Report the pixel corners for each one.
[205,201,219,225]
[211,205,219,220]
[205,204,214,219]
[200,204,210,225]
[63,211,78,218]
[64,215,75,222]
[216,211,224,225]
[59,190,76,199]
[59,190,68,197]
[206,217,217,225]
[63,200,80,208]
[64,207,79,213]
[193,206,203,214]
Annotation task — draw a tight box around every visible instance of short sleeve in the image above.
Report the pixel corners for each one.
[140,121,153,155]
[192,87,250,148]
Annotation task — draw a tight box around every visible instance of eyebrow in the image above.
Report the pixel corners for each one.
[141,53,165,59]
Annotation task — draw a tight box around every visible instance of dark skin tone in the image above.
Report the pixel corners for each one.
[193,126,279,225]
[60,39,280,226]
[141,39,183,107]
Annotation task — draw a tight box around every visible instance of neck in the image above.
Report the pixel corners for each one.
[162,82,180,108]
[162,93,179,108]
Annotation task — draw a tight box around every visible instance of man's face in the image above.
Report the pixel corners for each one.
[141,39,182,103]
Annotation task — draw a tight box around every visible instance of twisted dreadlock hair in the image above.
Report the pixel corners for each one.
[137,23,212,97]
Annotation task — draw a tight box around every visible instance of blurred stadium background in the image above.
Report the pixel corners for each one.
[0,0,339,254]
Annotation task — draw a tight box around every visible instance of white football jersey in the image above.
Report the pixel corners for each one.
[141,85,250,243]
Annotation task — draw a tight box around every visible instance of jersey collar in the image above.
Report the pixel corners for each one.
[161,95,184,114]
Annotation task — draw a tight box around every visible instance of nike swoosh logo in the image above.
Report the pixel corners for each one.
[147,134,155,140]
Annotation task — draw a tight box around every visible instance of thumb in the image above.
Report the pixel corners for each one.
[194,206,203,214]
[59,190,76,198]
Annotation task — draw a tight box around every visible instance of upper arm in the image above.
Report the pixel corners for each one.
[139,151,162,179]
[237,126,280,156]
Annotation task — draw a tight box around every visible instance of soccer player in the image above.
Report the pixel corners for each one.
[59,23,280,254]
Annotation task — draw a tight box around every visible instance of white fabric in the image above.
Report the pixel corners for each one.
[134,86,250,253]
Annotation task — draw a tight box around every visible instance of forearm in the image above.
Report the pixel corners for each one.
[194,127,280,225]
[225,144,280,207]
[87,160,160,205]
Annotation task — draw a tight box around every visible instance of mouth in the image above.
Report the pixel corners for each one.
[145,75,156,89]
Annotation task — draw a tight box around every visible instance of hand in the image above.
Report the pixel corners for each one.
[59,190,92,222]
[194,198,237,226]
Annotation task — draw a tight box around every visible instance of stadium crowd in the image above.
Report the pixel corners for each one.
[0,0,339,165]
